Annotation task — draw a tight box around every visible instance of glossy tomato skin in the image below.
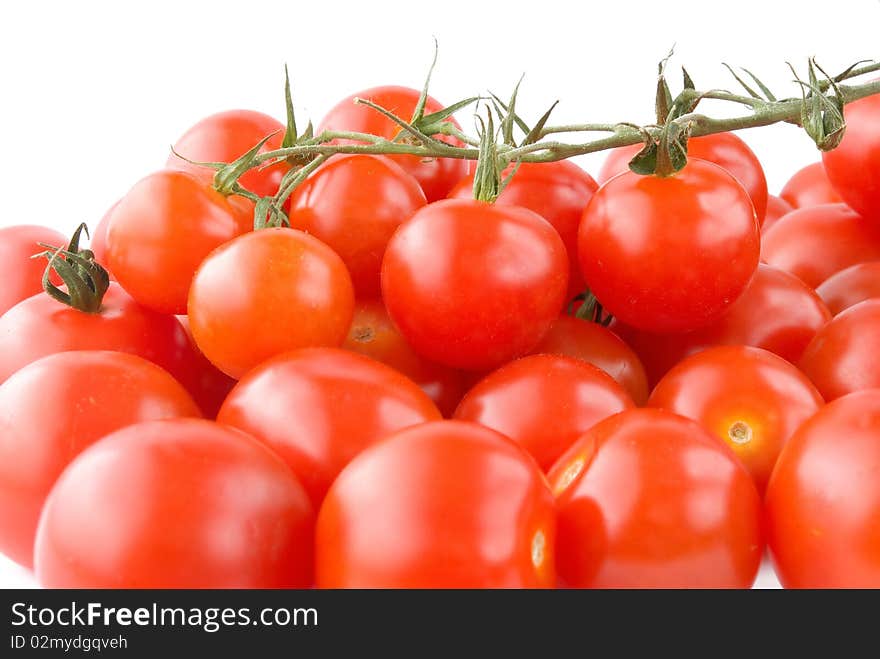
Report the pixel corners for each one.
[217,348,441,506]
[761,203,880,287]
[612,264,832,387]
[35,419,314,588]
[176,315,237,418]
[454,354,633,471]
[316,420,556,588]
[798,299,880,400]
[289,154,426,297]
[761,195,794,233]
[779,162,843,209]
[317,86,467,202]
[579,159,760,333]
[816,262,880,315]
[342,299,465,416]
[448,160,598,297]
[188,228,355,379]
[88,202,118,279]
[167,109,290,198]
[0,225,66,316]
[648,346,824,493]
[765,391,880,588]
[549,409,763,588]
[531,315,649,405]
[0,283,200,388]
[822,95,880,219]
[382,198,569,371]
[106,170,253,315]
[598,133,768,223]
[0,351,200,568]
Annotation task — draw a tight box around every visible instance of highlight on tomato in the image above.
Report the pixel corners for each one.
[815,261,880,315]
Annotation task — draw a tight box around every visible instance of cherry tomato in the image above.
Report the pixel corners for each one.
[779,162,843,209]
[648,346,823,493]
[448,160,598,296]
[798,299,880,400]
[188,228,354,379]
[761,203,880,287]
[0,225,66,316]
[167,109,290,198]
[761,195,794,233]
[579,159,760,333]
[317,86,467,201]
[382,198,568,371]
[765,390,880,587]
[531,314,649,405]
[217,347,441,506]
[0,282,200,388]
[548,408,763,588]
[598,132,769,224]
[105,170,252,315]
[88,202,118,279]
[289,154,426,296]
[0,351,200,568]
[454,354,633,470]
[316,420,555,588]
[176,315,237,418]
[822,94,880,219]
[612,264,832,386]
[342,299,465,416]
[816,261,880,315]
[35,418,314,588]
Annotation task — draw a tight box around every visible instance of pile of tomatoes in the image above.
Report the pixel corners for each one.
[1,82,879,589]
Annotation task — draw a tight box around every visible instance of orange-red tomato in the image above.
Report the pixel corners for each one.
[531,315,649,405]
[187,228,355,379]
[176,315,237,418]
[342,299,465,416]
[648,346,824,493]
[765,390,880,588]
[549,409,764,588]
[761,195,794,233]
[798,299,880,400]
[289,154,426,297]
[815,261,880,316]
[0,351,200,568]
[35,419,315,588]
[0,225,66,316]
[316,420,556,588]
[779,162,843,209]
[217,348,441,506]
[454,354,634,471]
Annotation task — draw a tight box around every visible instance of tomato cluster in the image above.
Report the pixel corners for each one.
[1,85,880,589]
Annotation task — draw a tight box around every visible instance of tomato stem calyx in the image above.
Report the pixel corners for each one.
[34,223,110,314]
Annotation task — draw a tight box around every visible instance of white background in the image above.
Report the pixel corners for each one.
[2,0,879,588]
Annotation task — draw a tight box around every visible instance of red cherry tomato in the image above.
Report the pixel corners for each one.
[0,225,66,316]
[167,109,290,198]
[342,299,465,416]
[612,264,832,387]
[448,160,598,296]
[579,159,760,333]
[531,315,649,405]
[317,86,467,202]
[0,351,200,568]
[176,315,237,418]
[816,261,880,315]
[798,299,880,400]
[382,198,569,371]
[188,228,354,379]
[779,162,843,209]
[88,202,118,279]
[316,420,555,588]
[217,347,441,506]
[761,195,794,233]
[35,419,314,588]
[0,282,200,389]
[648,346,823,493]
[598,132,768,223]
[822,94,880,219]
[548,408,763,588]
[289,154,426,296]
[454,354,633,471]
[106,170,253,315]
[761,203,880,287]
[766,390,880,587]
